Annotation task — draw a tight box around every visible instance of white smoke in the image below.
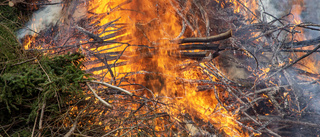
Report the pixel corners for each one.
[260,0,320,114]
[17,0,63,40]
[302,0,320,39]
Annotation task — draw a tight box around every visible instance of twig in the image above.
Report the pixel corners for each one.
[178,43,220,50]
[283,36,320,48]
[37,59,52,137]
[172,20,186,40]
[120,121,143,137]
[64,120,78,137]
[248,80,318,96]
[103,55,116,84]
[74,25,103,42]
[89,80,133,96]
[193,0,210,36]
[235,0,260,22]
[86,82,113,108]
[0,56,38,71]
[169,0,196,34]
[31,109,39,137]
[264,128,281,137]
[37,59,51,82]
[297,23,320,31]
[98,17,121,36]
[38,101,46,137]
[71,133,92,137]
[263,44,320,81]
[102,127,131,137]
[251,115,320,128]
[173,29,232,44]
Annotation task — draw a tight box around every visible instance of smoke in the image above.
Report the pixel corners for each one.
[260,0,287,23]
[17,0,63,40]
[302,0,320,39]
[260,0,320,115]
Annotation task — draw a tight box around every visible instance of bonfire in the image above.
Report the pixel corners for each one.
[1,0,320,136]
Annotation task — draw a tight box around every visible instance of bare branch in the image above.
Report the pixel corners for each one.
[89,80,133,96]
[64,120,78,137]
[86,82,113,108]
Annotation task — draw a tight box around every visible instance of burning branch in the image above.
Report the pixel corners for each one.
[172,29,232,44]
[75,25,103,42]
[13,0,320,136]
[263,44,320,81]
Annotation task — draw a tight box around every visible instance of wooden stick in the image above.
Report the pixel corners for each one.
[172,29,232,44]
[178,44,220,50]
[86,82,113,108]
[64,120,77,137]
[90,80,133,96]
[75,25,103,42]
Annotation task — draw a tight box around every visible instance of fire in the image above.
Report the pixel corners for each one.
[23,35,35,50]
[88,0,248,136]
[16,0,320,135]
[289,0,319,78]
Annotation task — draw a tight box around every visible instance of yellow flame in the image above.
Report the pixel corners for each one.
[88,0,247,136]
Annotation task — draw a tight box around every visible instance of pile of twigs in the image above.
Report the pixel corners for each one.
[24,0,320,136]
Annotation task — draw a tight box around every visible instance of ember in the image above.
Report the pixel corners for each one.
[14,0,320,136]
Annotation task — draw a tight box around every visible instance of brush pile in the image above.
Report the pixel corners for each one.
[4,0,320,136]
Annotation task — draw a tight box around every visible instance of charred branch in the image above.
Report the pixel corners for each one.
[178,43,220,50]
[172,29,232,44]
[75,25,103,42]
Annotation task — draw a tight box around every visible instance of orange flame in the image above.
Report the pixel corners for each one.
[290,0,319,78]
[89,0,247,136]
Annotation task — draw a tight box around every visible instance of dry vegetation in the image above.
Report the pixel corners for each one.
[1,0,320,136]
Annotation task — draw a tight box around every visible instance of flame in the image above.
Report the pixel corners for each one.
[290,0,319,78]
[89,0,247,136]
[23,35,35,50]
[18,0,320,135]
